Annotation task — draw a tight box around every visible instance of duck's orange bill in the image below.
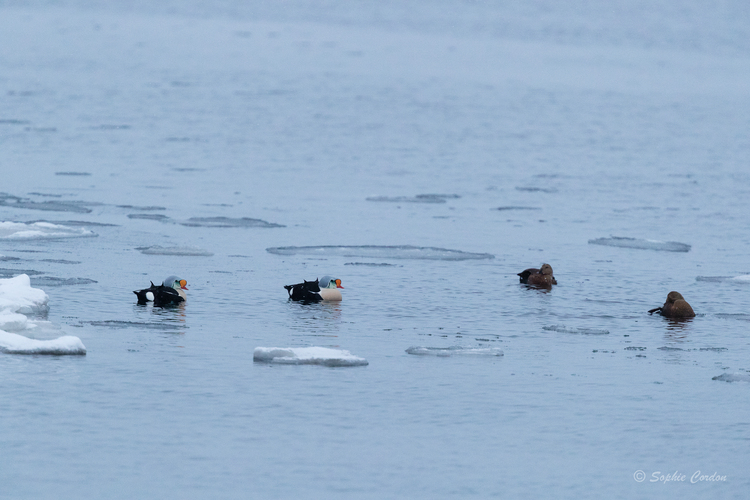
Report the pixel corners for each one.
[335,279,344,289]
[180,279,188,290]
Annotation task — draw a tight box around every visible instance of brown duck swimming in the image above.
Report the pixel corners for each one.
[648,291,695,318]
[518,263,557,287]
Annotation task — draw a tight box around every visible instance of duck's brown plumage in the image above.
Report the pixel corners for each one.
[648,291,695,318]
[518,263,557,287]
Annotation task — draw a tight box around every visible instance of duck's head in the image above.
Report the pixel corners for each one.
[540,263,554,275]
[163,275,188,290]
[666,291,684,304]
[318,276,344,289]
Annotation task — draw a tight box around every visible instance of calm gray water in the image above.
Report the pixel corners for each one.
[1,1,749,498]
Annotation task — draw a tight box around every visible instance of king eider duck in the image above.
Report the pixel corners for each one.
[518,263,557,287]
[648,291,695,318]
[134,276,188,306]
[284,276,344,302]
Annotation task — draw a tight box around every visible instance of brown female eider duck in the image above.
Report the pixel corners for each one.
[648,291,695,318]
[518,263,557,287]
[284,276,344,302]
[134,276,188,306]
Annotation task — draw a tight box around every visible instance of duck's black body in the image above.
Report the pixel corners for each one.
[284,280,323,302]
[134,281,185,307]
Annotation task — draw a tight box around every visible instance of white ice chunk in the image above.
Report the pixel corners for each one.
[0,330,86,355]
[253,347,368,367]
[405,346,504,357]
[0,221,95,240]
[0,274,49,314]
[0,274,85,355]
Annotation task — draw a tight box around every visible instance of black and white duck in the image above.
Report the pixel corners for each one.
[284,276,344,302]
[134,275,188,306]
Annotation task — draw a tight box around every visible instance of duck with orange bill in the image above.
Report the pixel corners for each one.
[134,276,188,306]
[284,276,344,302]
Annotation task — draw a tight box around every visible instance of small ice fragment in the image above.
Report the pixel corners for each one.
[253,347,368,367]
[543,325,610,335]
[405,346,503,357]
[0,221,96,240]
[588,236,690,252]
[136,245,213,256]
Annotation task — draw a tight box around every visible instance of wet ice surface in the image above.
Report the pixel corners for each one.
[267,245,495,260]
[405,346,504,357]
[253,346,369,366]
[543,325,611,335]
[2,1,750,499]
[0,221,96,240]
[588,236,692,252]
[135,245,214,256]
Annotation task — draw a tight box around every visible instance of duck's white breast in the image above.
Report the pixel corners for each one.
[318,288,342,301]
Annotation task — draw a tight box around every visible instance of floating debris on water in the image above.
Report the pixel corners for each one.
[267,245,494,261]
[588,236,691,252]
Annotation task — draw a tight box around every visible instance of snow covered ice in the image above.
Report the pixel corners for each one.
[0,275,86,355]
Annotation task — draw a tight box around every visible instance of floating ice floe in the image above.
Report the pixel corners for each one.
[0,331,86,355]
[405,346,504,357]
[127,214,284,228]
[712,373,750,383]
[0,193,96,213]
[0,221,96,240]
[266,245,494,261]
[543,325,610,335]
[136,245,214,256]
[179,217,284,228]
[696,275,750,283]
[0,274,85,355]
[31,277,97,287]
[588,236,690,252]
[366,194,459,204]
[494,206,541,211]
[253,347,368,367]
